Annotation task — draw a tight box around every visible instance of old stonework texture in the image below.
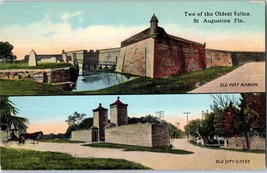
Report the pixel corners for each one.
[116,14,206,78]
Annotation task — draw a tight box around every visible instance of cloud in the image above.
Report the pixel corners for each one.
[60,11,82,22]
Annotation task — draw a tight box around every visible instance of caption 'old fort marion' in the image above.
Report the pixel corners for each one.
[25,14,264,78]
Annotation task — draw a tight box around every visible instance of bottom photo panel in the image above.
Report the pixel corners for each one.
[0,93,265,170]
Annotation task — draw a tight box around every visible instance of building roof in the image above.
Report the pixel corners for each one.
[110,97,128,106]
[92,103,108,112]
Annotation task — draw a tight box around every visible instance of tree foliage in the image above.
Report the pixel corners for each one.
[240,93,265,136]
[0,96,29,131]
[187,94,265,149]
[128,114,161,124]
[65,112,86,126]
[184,119,201,136]
[64,112,93,138]
[0,41,15,63]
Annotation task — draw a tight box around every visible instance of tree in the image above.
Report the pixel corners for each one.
[0,97,29,131]
[184,119,201,137]
[65,111,86,126]
[0,41,14,63]
[128,114,161,124]
[200,110,216,143]
[223,102,241,137]
[240,93,265,136]
[238,93,266,149]
[168,123,180,139]
[211,94,240,146]
[64,112,88,138]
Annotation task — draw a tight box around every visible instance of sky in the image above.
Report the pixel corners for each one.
[9,94,241,134]
[0,1,265,59]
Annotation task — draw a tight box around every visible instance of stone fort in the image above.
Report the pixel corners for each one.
[71,97,170,148]
[24,14,265,77]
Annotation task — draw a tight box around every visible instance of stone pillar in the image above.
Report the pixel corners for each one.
[93,103,108,141]
[110,97,128,126]
[28,49,37,66]
[62,50,68,63]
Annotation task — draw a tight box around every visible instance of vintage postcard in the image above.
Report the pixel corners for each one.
[0,0,266,171]
[0,0,265,95]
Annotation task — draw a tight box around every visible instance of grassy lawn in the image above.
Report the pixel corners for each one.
[0,147,150,170]
[83,142,194,155]
[78,66,236,94]
[0,62,73,70]
[39,139,86,143]
[0,79,67,95]
[189,140,265,154]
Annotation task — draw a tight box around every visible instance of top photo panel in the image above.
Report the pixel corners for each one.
[0,1,265,96]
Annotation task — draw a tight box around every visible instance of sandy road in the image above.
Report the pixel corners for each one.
[1,139,265,170]
[189,62,265,93]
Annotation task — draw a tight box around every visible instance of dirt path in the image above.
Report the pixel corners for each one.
[189,62,265,93]
[1,139,265,170]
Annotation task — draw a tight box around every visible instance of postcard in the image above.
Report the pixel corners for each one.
[0,0,265,95]
[0,0,266,171]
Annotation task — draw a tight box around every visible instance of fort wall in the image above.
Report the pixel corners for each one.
[117,38,154,78]
[154,37,206,78]
[206,49,265,67]
[99,48,120,64]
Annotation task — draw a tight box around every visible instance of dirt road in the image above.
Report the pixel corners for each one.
[1,139,265,170]
[189,62,265,93]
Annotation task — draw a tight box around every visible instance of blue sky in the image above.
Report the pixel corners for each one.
[0,1,265,59]
[9,94,241,134]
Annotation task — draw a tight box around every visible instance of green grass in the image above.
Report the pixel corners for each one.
[189,140,265,154]
[0,66,236,95]
[39,139,86,143]
[0,62,73,70]
[83,142,194,155]
[0,79,67,95]
[78,66,236,94]
[0,147,150,170]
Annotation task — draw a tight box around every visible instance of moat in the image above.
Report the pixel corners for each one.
[72,72,129,92]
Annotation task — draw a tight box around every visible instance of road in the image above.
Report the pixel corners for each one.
[1,139,265,170]
[189,62,265,93]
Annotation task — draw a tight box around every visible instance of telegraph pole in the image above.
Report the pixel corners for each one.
[183,112,191,140]
[183,112,191,125]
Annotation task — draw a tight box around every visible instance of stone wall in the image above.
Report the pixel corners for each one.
[227,136,265,150]
[105,123,170,147]
[206,49,265,67]
[206,49,232,67]
[232,51,265,66]
[116,38,154,78]
[154,37,206,78]
[70,130,92,142]
[105,123,153,147]
[0,69,52,83]
[152,124,170,147]
[99,48,120,64]
[0,67,77,85]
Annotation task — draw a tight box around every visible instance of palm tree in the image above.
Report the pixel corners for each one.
[0,97,29,131]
